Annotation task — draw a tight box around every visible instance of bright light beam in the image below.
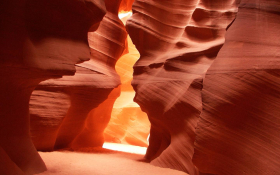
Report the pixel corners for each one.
[103,142,147,155]
[118,11,132,19]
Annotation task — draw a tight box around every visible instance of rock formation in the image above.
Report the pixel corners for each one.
[30,0,127,151]
[1,0,279,174]
[193,0,280,174]
[104,32,150,147]
[0,0,106,174]
[126,0,239,174]
[119,0,134,12]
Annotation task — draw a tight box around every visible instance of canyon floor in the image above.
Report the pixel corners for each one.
[38,144,188,175]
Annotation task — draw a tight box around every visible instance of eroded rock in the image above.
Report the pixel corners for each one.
[193,0,280,174]
[126,0,239,174]
[0,0,106,174]
[30,0,127,151]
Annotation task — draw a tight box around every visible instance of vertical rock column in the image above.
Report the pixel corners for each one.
[30,0,128,151]
[126,0,239,174]
[193,0,280,174]
[0,0,106,174]
[0,69,48,175]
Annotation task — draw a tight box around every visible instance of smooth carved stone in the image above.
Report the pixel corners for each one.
[126,0,239,174]
[0,0,106,75]
[105,104,150,147]
[0,0,106,174]
[104,29,150,147]
[54,10,127,150]
[71,87,121,149]
[30,0,127,151]
[193,0,280,174]
[119,0,134,12]
[30,91,71,151]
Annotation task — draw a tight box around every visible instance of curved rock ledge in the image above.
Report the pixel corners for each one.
[0,0,106,174]
[30,0,127,151]
[126,0,239,174]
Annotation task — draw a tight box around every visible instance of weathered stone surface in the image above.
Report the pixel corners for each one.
[0,0,106,174]
[104,28,150,147]
[70,87,121,149]
[193,0,280,174]
[126,0,239,174]
[30,0,127,151]
[30,90,71,151]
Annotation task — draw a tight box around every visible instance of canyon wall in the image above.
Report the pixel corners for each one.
[193,0,280,174]
[0,0,106,174]
[104,31,150,147]
[30,0,128,151]
[126,0,240,174]
[1,0,279,174]
[30,0,150,151]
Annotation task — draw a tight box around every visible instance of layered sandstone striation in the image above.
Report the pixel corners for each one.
[30,0,127,151]
[126,0,239,174]
[104,31,150,147]
[193,0,280,174]
[0,0,106,174]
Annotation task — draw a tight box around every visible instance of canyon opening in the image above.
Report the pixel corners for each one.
[0,0,279,175]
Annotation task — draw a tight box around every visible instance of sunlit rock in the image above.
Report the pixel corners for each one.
[30,0,127,151]
[126,0,240,174]
[104,29,150,147]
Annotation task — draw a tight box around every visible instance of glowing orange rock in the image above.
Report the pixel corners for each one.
[71,87,122,149]
[119,0,134,12]
[104,28,150,147]
[30,0,127,151]
[102,10,150,148]
[30,0,149,153]
[54,4,127,150]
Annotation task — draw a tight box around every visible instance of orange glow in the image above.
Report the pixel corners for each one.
[119,0,134,12]
[103,11,150,149]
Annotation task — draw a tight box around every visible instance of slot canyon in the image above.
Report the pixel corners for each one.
[0,0,279,175]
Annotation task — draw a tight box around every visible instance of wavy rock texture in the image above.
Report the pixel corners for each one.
[104,31,150,147]
[0,0,106,174]
[126,0,239,174]
[193,0,280,174]
[30,0,127,151]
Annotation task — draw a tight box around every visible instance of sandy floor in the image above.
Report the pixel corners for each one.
[38,147,188,175]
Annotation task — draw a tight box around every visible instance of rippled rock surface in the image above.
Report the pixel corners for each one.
[126,0,239,174]
[30,0,127,151]
[193,0,280,174]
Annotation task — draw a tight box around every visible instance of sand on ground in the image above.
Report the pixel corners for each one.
[38,147,188,175]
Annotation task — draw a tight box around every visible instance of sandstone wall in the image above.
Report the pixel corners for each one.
[30,0,127,151]
[126,0,240,174]
[104,33,150,147]
[0,0,106,174]
[193,0,280,174]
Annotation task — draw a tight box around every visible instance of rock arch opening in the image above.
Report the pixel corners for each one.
[102,11,151,155]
